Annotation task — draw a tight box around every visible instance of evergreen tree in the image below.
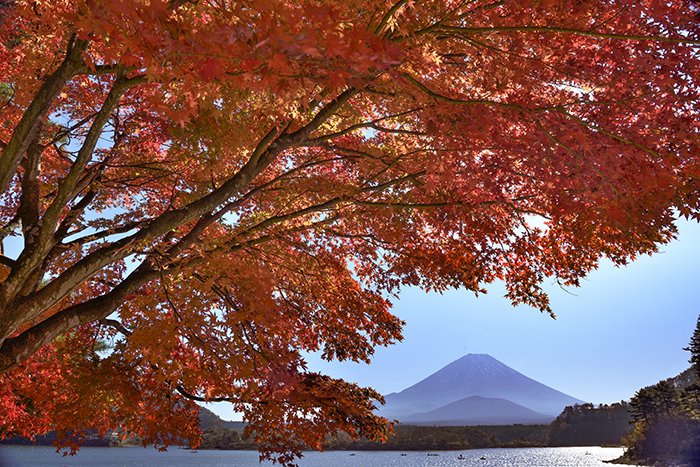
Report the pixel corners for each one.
[653,381,680,418]
[684,315,700,380]
[681,315,700,419]
[630,386,659,424]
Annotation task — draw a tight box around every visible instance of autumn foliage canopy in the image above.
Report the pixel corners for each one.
[0,0,698,463]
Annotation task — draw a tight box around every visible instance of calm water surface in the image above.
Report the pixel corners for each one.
[0,446,640,466]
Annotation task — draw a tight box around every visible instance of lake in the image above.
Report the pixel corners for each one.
[0,446,641,466]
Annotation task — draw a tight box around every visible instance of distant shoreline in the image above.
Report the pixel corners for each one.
[3,423,626,452]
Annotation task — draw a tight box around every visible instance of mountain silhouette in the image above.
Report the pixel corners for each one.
[379,353,584,424]
[402,395,552,425]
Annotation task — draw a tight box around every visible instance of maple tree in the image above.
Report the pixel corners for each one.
[0,0,698,463]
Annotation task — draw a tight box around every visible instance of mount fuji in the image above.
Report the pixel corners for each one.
[378,354,584,425]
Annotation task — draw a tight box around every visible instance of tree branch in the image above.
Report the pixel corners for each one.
[0,74,146,315]
[17,143,43,243]
[2,88,361,333]
[0,261,158,372]
[400,72,528,111]
[99,318,132,336]
[0,36,87,193]
[429,25,700,45]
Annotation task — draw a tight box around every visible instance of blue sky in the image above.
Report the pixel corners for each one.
[309,220,699,400]
[207,217,699,420]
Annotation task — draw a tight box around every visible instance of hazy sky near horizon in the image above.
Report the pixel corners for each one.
[205,218,699,420]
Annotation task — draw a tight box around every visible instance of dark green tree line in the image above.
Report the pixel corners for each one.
[623,315,700,464]
[548,402,631,446]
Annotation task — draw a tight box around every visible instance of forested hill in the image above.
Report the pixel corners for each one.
[547,403,631,446]
[615,316,700,466]
[617,368,700,466]
[198,408,245,431]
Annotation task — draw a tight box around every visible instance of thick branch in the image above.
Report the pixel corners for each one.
[0,168,431,372]
[18,143,43,242]
[6,90,358,329]
[0,87,366,367]
[0,36,87,193]
[0,262,158,372]
[0,75,146,315]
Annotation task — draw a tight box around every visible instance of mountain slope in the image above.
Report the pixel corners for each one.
[379,353,584,420]
[403,395,552,425]
[199,407,246,430]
